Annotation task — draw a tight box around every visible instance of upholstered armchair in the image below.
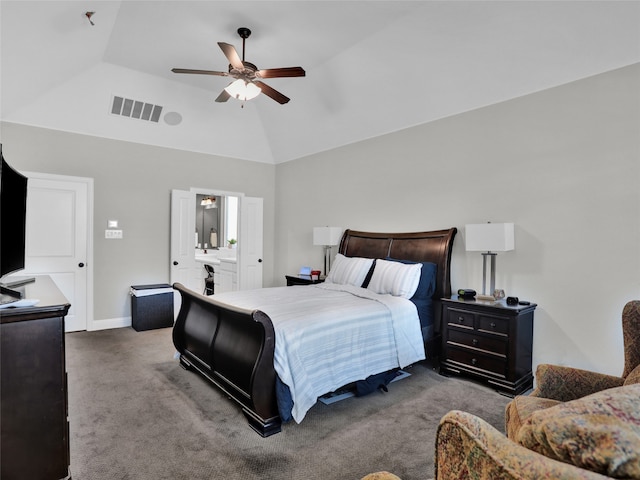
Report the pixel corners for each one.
[434,409,621,479]
[506,300,640,438]
[363,407,619,479]
[363,302,640,480]
[360,473,401,480]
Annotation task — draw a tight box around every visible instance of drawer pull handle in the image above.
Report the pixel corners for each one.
[490,322,496,328]
[472,338,479,345]
[458,316,464,323]
[471,358,478,365]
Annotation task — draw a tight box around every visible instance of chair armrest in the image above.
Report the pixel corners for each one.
[360,473,402,480]
[435,410,610,480]
[531,364,624,401]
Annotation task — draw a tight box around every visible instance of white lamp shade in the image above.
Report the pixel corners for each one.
[465,223,515,252]
[224,79,261,101]
[313,227,343,246]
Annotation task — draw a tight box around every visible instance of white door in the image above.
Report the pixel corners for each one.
[171,190,264,300]
[239,196,263,290]
[22,174,92,332]
[170,189,197,313]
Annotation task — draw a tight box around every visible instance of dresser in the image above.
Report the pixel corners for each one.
[1,276,71,479]
[440,296,536,396]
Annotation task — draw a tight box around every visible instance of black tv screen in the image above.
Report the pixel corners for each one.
[0,145,28,279]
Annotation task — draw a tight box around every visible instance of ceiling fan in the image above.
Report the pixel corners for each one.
[171,27,305,105]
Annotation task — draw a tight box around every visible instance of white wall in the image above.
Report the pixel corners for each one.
[274,64,640,376]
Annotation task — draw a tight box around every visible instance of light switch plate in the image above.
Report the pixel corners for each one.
[105,229,123,239]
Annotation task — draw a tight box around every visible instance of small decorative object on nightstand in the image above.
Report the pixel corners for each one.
[285,275,325,286]
[440,295,536,396]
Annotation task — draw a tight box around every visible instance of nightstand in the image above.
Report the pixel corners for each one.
[440,295,536,396]
[285,275,325,286]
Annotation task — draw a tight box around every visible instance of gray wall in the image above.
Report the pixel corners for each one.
[274,63,640,376]
[0,125,276,322]
[1,63,637,375]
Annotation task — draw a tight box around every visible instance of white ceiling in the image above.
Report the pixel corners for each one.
[1,1,639,164]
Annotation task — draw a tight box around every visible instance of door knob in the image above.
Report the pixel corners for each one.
[78,262,85,268]
[173,261,179,266]
[258,259,263,263]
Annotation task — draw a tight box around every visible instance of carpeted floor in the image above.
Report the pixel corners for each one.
[66,327,510,480]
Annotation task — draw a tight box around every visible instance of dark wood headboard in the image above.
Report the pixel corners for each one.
[338,228,457,299]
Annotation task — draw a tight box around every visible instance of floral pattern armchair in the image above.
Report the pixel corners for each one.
[362,301,640,480]
[506,300,640,439]
[435,409,615,479]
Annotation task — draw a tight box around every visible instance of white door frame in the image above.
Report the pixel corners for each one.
[170,187,244,289]
[171,188,264,295]
[23,171,94,331]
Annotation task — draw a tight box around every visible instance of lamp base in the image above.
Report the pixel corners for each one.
[323,245,332,277]
[481,252,497,296]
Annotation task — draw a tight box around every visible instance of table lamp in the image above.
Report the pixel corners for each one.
[465,222,515,296]
[313,227,342,276]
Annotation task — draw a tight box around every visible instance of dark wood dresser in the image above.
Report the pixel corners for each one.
[440,295,536,396]
[1,276,72,479]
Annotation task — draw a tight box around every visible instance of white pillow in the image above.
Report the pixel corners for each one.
[367,259,422,298]
[325,254,374,287]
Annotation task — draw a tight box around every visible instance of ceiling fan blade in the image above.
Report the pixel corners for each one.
[256,67,306,79]
[218,42,244,70]
[172,68,229,77]
[215,89,231,103]
[254,81,290,104]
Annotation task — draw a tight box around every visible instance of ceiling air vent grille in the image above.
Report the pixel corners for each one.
[111,96,163,123]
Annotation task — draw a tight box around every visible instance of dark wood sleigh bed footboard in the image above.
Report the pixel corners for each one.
[172,283,282,436]
[172,227,457,436]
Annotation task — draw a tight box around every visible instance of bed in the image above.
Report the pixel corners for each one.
[172,227,457,436]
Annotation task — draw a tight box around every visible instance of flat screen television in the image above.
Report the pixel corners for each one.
[0,144,33,297]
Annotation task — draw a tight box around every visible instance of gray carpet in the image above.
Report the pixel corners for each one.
[66,327,510,480]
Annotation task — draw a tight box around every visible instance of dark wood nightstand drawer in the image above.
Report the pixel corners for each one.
[446,329,508,356]
[446,308,475,329]
[445,347,507,379]
[477,314,509,336]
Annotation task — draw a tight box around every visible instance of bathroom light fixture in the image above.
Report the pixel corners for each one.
[313,227,343,276]
[200,196,217,209]
[224,79,261,101]
[465,222,515,296]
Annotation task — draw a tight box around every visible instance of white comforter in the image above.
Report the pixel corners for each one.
[212,283,425,422]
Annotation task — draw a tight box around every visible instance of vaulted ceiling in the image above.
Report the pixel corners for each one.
[1,1,639,164]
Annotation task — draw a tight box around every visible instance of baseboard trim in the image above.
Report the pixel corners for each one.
[88,317,131,331]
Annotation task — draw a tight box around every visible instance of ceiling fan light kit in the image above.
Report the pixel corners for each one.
[224,79,261,101]
[172,27,305,105]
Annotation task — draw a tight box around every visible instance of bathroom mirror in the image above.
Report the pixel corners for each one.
[195,194,220,249]
[194,193,239,250]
